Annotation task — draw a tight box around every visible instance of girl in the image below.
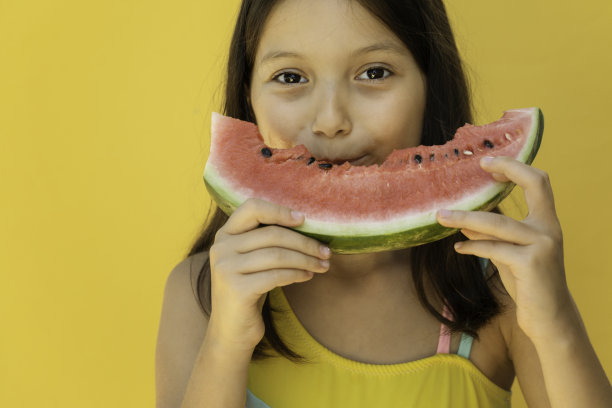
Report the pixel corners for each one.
[156,0,612,407]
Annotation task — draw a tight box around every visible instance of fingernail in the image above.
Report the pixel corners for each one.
[291,210,304,220]
[481,156,494,166]
[320,259,330,268]
[320,245,331,257]
[438,209,451,218]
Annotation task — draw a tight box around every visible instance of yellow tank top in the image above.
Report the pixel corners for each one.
[247,284,512,407]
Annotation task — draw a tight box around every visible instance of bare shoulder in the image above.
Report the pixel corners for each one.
[156,251,210,408]
[171,251,210,290]
[162,250,210,329]
[465,273,516,391]
[487,274,515,352]
[487,271,552,407]
[163,251,210,323]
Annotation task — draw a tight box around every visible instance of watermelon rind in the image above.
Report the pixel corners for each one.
[204,108,544,254]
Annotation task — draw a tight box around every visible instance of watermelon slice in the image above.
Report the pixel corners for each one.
[203,108,543,254]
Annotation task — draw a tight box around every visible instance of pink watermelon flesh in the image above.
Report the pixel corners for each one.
[204,108,543,253]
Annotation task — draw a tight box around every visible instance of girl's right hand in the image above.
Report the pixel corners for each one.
[207,198,331,352]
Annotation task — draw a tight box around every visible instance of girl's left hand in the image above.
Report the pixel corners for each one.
[436,155,571,343]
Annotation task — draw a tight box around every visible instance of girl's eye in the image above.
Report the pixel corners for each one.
[357,67,392,81]
[273,72,308,85]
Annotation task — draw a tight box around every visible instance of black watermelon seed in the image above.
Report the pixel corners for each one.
[307,157,315,165]
[414,154,422,164]
[430,153,435,161]
[445,154,448,158]
[454,148,459,156]
[261,147,272,158]
[318,163,333,169]
[484,140,494,148]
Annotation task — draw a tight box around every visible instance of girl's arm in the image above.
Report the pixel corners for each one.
[180,329,254,408]
[156,254,252,408]
[507,292,611,407]
[436,156,611,407]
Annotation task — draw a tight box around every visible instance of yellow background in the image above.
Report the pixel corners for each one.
[1,1,610,406]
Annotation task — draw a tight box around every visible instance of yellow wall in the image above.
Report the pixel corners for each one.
[1,1,610,406]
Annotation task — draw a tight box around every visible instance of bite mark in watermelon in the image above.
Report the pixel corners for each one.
[203,108,544,254]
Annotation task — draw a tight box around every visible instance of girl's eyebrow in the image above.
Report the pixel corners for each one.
[260,41,407,65]
[350,41,408,58]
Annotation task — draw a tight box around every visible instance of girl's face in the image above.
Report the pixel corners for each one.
[249,0,427,166]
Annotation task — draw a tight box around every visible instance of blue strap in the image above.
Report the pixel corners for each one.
[455,257,487,359]
[458,332,474,359]
[246,389,272,408]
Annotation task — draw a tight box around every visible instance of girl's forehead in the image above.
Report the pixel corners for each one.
[255,0,408,61]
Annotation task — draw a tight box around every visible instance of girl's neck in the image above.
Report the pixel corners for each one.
[323,247,411,279]
[295,247,424,303]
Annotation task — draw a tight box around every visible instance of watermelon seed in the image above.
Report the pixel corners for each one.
[318,163,333,169]
[414,154,422,164]
[505,133,513,141]
[307,157,315,165]
[261,147,272,158]
[430,153,435,161]
[484,140,494,148]
[445,154,448,158]
[454,149,459,156]
[516,128,522,135]
[463,150,473,155]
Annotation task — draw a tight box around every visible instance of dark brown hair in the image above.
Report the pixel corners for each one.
[186,0,509,362]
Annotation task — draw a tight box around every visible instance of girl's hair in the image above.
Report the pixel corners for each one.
[186,0,509,362]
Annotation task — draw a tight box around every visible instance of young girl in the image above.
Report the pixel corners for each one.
[156,0,612,407]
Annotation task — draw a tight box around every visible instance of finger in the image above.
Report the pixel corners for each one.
[454,239,522,266]
[460,228,501,241]
[227,247,329,275]
[437,209,535,245]
[480,156,556,218]
[234,225,331,260]
[247,269,316,297]
[491,172,510,182]
[221,198,305,236]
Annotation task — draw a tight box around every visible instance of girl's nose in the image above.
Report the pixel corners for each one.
[311,84,352,138]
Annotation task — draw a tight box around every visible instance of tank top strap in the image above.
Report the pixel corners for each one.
[436,304,474,359]
[436,257,486,358]
[458,332,474,359]
[436,304,453,354]
[246,388,272,408]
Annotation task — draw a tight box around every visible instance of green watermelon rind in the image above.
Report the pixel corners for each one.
[203,107,543,254]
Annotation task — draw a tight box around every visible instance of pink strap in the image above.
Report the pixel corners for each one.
[436,304,453,354]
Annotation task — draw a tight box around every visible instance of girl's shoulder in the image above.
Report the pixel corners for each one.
[477,262,514,346]
[181,251,210,289]
[486,271,515,350]
[484,268,553,406]
[468,270,516,390]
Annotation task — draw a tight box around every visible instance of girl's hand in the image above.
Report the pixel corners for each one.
[207,198,331,352]
[435,156,570,343]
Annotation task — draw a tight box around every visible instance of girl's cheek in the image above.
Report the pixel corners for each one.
[251,90,292,147]
[255,97,308,149]
[353,91,423,148]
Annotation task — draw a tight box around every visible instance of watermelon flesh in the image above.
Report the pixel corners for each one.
[204,108,544,253]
